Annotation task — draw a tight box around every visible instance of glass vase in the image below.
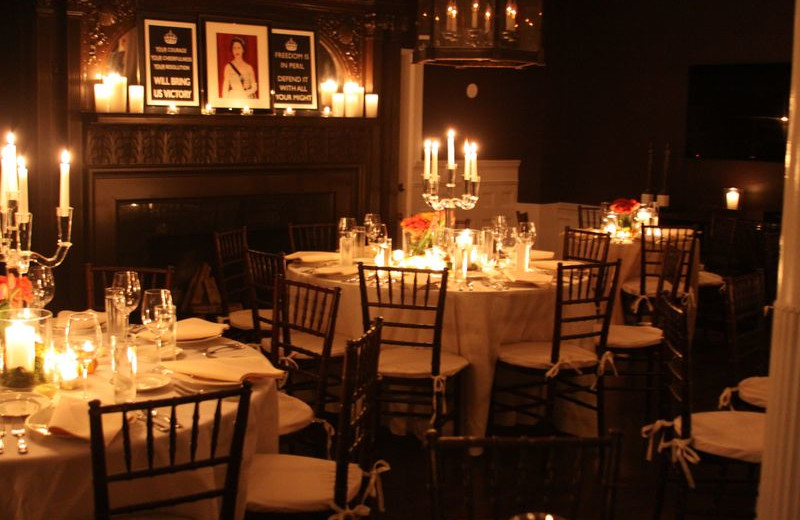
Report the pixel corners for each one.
[0,308,52,388]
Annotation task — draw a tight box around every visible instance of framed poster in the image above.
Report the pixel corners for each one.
[270,28,317,110]
[143,19,200,107]
[204,19,271,110]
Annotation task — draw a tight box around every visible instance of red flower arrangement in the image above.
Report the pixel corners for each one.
[609,198,641,215]
[401,212,441,255]
[0,274,34,309]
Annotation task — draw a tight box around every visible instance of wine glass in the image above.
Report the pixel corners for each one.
[338,217,357,238]
[28,265,55,309]
[518,222,537,246]
[112,271,141,332]
[65,312,103,399]
[141,289,175,364]
[364,213,382,243]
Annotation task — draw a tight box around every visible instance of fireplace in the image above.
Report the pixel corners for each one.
[83,115,380,310]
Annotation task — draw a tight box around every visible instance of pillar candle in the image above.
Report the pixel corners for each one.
[5,321,36,372]
[332,93,345,117]
[423,140,431,180]
[94,83,112,113]
[128,85,144,113]
[17,156,27,214]
[446,1,458,32]
[365,94,379,118]
[59,150,70,211]
[106,73,127,113]
[484,5,493,34]
[471,1,479,28]
[320,79,337,108]
[726,188,741,210]
[505,1,516,31]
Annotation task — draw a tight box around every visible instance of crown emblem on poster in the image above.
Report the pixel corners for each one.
[164,30,178,45]
[285,38,298,51]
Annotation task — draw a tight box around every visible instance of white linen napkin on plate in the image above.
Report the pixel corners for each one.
[55,310,107,329]
[503,270,553,285]
[530,250,556,260]
[48,381,120,442]
[314,265,359,277]
[531,259,586,271]
[285,251,340,263]
[176,318,228,341]
[161,356,284,383]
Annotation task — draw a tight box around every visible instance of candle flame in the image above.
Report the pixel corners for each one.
[447,129,455,138]
[424,139,431,148]
[6,132,14,145]
[61,150,70,163]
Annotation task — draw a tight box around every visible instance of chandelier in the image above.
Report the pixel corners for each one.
[414,0,544,69]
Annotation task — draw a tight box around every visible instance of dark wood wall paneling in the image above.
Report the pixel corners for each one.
[422,0,794,221]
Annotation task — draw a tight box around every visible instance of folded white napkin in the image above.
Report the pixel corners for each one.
[161,355,284,383]
[504,270,553,284]
[48,381,120,442]
[285,251,340,263]
[531,259,586,271]
[314,265,359,276]
[55,310,107,329]
[530,250,555,260]
[176,318,228,341]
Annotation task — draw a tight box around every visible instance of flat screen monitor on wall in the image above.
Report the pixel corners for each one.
[686,63,790,163]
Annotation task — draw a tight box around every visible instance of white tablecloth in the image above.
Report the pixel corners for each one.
[0,340,278,520]
[289,265,558,438]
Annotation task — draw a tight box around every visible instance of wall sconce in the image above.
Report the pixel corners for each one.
[725,187,741,210]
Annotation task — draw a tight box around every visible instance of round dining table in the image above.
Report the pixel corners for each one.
[0,338,278,520]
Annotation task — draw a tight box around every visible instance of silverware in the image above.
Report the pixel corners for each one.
[136,412,169,433]
[151,409,182,430]
[11,427,27,455]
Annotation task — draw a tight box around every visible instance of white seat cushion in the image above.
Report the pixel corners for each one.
[228,308,272,331]
[246,454,362,513]
[698,270,725,287]
[621,277,670,297]
[378,346,469,379]
[673,411,764,463]
[738,376,769,409]
[288,331,349,358]
[497,341,598,371]
[605,324,662,349]
[277,391,315,436]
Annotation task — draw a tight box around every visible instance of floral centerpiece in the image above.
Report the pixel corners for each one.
[0,273,34,309]
[401,211,441,257]
[606,198,642,240]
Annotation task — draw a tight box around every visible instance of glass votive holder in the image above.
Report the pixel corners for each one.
[0,308,53,388]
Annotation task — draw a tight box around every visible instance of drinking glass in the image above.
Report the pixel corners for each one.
[364,213,382,243]
[141,289,175,364]
[28,265,55,309]
[518,222,537,245]
[338,217,357,238]
[65,312,103,399]
[112,271,141,333]
[517,222,536,272]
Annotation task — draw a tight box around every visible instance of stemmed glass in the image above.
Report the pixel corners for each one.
[28,265,55,309]
[65,312,103,399]
[112,271,141,334]
[493,215,510,263]
[516,222,537,272]
[141,289,175,364]
[364,213,383,244]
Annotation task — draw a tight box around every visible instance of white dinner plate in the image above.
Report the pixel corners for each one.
[137,373,172,392]
[0,391,51,419]
[177,334,223,345]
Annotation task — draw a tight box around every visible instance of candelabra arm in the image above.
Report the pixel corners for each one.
[30,242,72,268]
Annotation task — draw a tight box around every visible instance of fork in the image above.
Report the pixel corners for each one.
[11,427,27,455]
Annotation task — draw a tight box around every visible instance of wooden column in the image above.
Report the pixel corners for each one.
[756,1,800,517]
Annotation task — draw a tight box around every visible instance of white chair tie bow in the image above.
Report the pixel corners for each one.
[592,351,618,390]
[641,419,674,461]
[659,436,701,488]
[327,502,371,519]
[630,294,653,314]
[277,355,300,389]
[313,417,337,459]
[718,386,738,410]
[430,375,448,425]
[545,359,584,379]
[362,459,391,512]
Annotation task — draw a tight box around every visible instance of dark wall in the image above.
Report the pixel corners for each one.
[422,0,794,219]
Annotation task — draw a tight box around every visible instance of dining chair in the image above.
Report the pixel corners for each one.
[426,429,622,520]
[270,275,345,449]
[620,225,697,323]
[578,204,604,229]
[357,264,469,433]
[213,226,252,337]
[643,293,763,520]
[85,263,174,315]
[246,319,386,516]
[723,269,769,384]
[488,260,620,438]
[562,226,611,263]
[88,382,252,520]
[287,222,338,253]
[243,248,285,343]
[516,210,529,224]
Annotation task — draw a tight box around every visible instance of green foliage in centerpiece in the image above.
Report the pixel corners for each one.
[0,277,42,388]
[609,198,641,231]
[401,212,441,256]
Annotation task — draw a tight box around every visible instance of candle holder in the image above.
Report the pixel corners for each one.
[0,308,52,388]
[423,165,480,227]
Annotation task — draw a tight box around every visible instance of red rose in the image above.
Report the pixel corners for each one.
[609,198,640,215]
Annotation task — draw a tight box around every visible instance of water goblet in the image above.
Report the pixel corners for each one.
[364,213,383,243]
[28,265,55,309]
[65,312,103,399]
[141,289,175,364]
[112,271,141,333]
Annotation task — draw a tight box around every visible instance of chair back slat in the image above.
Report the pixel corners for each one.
[89,383,252,519]
[288,222,338,252]
[724,269,768,381]
[271,276,342,415]
[640,226,697,296]
[562,226,611,263]
[655,293,692,439]
[244,249,285,338]
[578,204,604,229]
[358,264,448,375]
[333,319,383,508]
[427,430,622,520]
[213,226,249,316]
